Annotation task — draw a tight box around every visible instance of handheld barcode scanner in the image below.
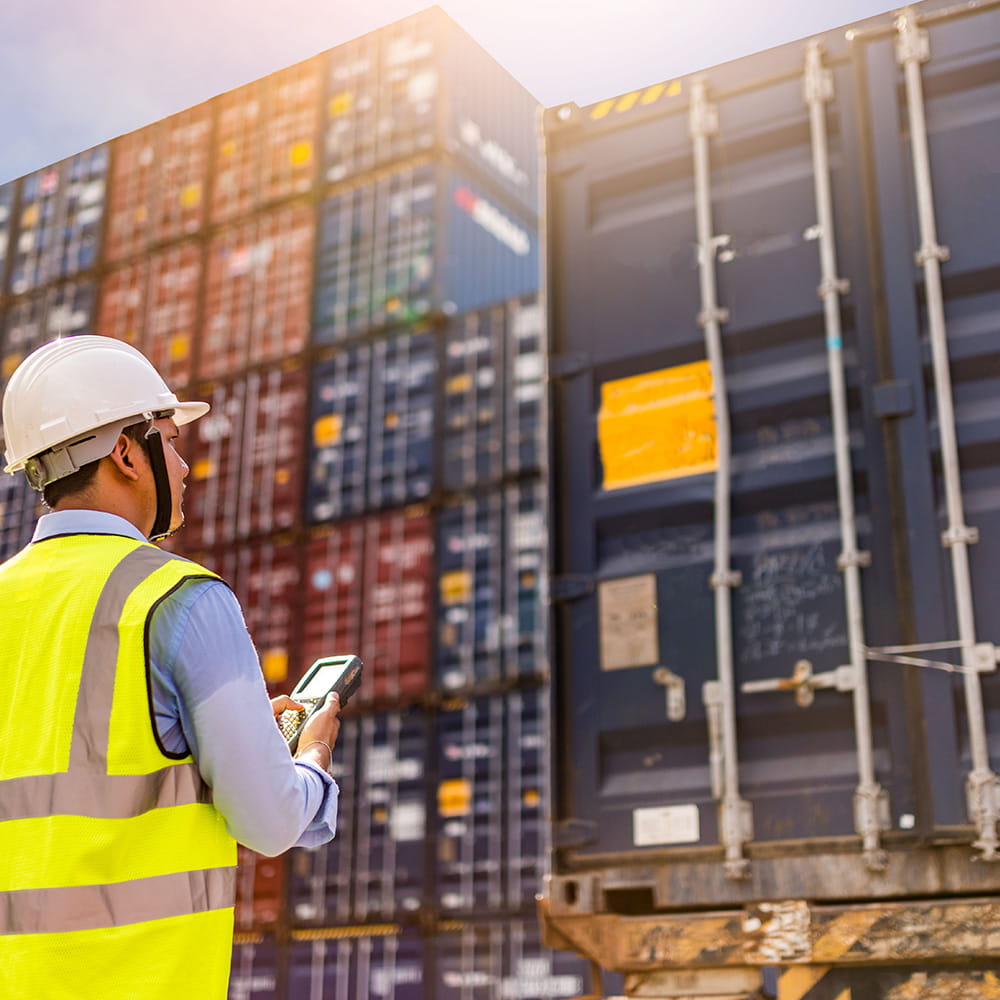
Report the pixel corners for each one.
[279,655,363,753]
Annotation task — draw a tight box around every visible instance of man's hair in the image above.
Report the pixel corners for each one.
[42,422,149,509]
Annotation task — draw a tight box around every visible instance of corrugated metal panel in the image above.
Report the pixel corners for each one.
[368,329,437,510]
[2,280,96,383]
[307,346,371,522]
[96,241,201,386]
[436,689,550,915]
[301,508,433,706]
[436,482,547,691]
[288,933,424,1000]
[434,919,592,1000]
[105,107,211,261]
[362,508,433,705]
[9,147,107,294]
[544,0,1000,876]
[352,706,430,920]
[183,364,307,548]
[504,688,549,910]
[436,694,505,914]
[191,537,303,692]
[321,7,539,215]
[228,936,278,1000]
[312,162,537,343]
[442,295,545,492]
[234,847,286,932]
[307,332,436,522]
[288,715,360,926]
[201,202,315,379]
[0,462,41,562]
[211,58,322,225]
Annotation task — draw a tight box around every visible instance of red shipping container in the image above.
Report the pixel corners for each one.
[235,846,287,931]
[302,509,432,708]
[363,509,434,705]
[190,537,304,693]
[302,520,366,687]
[201,204,315,379]
[105,106,211,262]
[96,242,200,387]
[183,364,307,548]
[211,58,321,225]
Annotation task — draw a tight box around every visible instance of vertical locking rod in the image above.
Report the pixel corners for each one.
[804,42,888,870]
[690,79,751,879]
[896,8,1000,859]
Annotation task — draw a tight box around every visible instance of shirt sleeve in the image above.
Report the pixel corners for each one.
[148,577,339,856]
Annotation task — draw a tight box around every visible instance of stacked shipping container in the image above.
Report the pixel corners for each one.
[0,8,588,998]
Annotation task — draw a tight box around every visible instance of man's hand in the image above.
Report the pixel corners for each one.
[270,694,305,721]
[293,691,342,772]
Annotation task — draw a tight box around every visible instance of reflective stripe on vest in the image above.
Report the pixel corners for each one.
[0,534,238,998]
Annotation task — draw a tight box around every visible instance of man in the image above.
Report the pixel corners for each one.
[0,336,342,998]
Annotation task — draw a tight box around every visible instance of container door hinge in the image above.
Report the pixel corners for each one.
[548,353,590,379]
[652,666,686,721]
[550,575,594,602]
[552,818,598,849]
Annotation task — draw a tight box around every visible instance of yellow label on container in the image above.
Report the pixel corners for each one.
[440,570,472,605]
[438,778,472,818]
[169,334,189,361]
[179,183,202,208]
[598,360,716,490]
[328,93,353,117]
[3,353,22,379]
[262,649,288,683]
[289,142,313,166]
[313,414,343,447]
[445,374,473,395]
[21,204,39,228]
[274,467,290,486]
[221,140,237,158]
[134,205,148,224]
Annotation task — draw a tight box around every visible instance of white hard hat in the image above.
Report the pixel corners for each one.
[2,336,209,488]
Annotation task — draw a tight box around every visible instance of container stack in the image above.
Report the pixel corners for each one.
[0,9,594,998]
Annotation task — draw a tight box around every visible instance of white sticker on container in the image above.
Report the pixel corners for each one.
[390,801,425,842]
[632,804,700,846]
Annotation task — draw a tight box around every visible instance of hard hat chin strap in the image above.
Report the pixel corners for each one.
[143,421,174,542]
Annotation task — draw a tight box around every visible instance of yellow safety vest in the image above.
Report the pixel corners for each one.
[0,533,238,999]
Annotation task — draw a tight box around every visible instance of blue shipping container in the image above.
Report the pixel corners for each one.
[228,936,279,1000]
[544,0,1000,904]
[436,481,547,691]
[1,280,96,388]
[442,294,545,492]
[8,146,107,294]
[322,6,540,215]
[288,932,424,1000]
[434,919,604,1000]
[312,162,538,343]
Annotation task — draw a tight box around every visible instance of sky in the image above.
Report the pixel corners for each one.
[2,0,901,184]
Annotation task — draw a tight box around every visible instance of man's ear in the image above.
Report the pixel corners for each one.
[107,433,142,482]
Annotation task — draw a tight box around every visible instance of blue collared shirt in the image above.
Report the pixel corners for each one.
[32,509,337,855]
